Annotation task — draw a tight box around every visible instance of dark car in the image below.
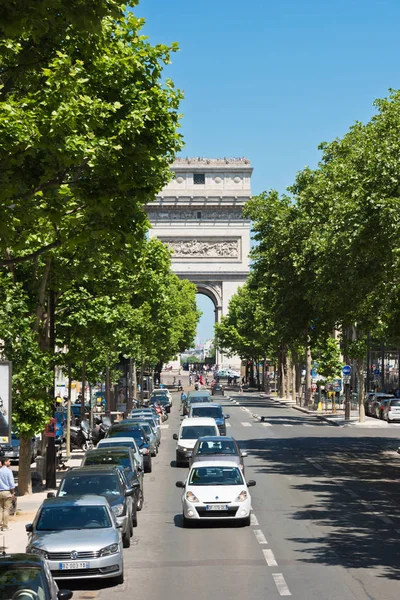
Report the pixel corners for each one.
[106,423,152,472]
[0,553,72,600]
[52,465,138,547]
[81,448,144,509]
[188,402,230,435]
[189,436,247,471]
[122,420,158,456]
[149,395,171,413]
[212,383,225,396]
[1,432,39,464]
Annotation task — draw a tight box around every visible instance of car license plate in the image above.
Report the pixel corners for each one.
[59,562,89,570]
[206,504,228,511]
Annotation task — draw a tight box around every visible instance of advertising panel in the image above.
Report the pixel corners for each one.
[0,361,12,444]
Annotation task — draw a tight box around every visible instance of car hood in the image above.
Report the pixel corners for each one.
[186,485,246,503]
[177,439,198,449]
[58,491,123,508]
[192,455,240,465]
[30,528,119,551]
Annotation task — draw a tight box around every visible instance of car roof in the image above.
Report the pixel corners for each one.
[63,465,120,476]
[190,402,221,409]
[196,435,235,442]
[188,391,211,397]
[109,423,144,430]
[42,495,109,507]
[85,447,131,455]
[180,417,218,426]
[98,438,135,444]
[0,554,43,566]
[190,459,240,469]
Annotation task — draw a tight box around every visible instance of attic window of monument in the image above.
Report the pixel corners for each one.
[193,173,205,185]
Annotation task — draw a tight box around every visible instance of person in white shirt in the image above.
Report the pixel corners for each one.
[0,457,15,531]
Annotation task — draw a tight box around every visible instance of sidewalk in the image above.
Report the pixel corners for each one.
[4,453,83,554]
[263,394,400,428]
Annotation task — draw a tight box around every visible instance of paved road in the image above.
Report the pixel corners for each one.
[71,391,400,600]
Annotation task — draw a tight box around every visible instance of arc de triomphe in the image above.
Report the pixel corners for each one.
[145,157,253,368]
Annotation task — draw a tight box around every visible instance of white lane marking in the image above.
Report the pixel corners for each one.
[272,573,291,596]
[262,422,272,426]
[303,424,313,427]
[241,422,252,427]
[226,422,232,427]
[160,424,169,429]
[262,548,277,566]
[283,424,293,427]
[240,406,249,412]
[253,529,268,544]
[250,513,259,526]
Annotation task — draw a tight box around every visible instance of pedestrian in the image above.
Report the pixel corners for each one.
[0,458,15,531]
[239,382,243,394]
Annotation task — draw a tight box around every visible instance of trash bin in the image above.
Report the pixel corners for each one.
[36,455,46,480]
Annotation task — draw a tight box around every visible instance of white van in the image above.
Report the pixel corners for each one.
[173,417,219,467]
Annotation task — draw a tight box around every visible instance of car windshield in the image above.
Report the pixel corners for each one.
[390,399,400,406]
[109,429,145,443]
[150,397,168,405]
[36,505,111,530]
[130,422,152,435]
[100,441,136,450]
[196,440,236,455]
[189,466,243,486]
[152,390,168,396]
[59,474,121,497]
[0,567,46,600]
[192,407,222,418]
[84,451,132,468]
[180,426,217,439]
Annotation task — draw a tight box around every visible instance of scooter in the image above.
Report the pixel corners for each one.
[70,420,92,451]
[91,416,111,446]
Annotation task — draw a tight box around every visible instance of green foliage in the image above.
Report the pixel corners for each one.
[312,336,342,382]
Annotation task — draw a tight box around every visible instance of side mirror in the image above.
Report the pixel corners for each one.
[225,414,230,419]
[25,523,33,533]
[240,452,248,458]
[47,492,56,499]
[175,481,185,488]
[173,433,178,440]
[116,523,123,529]
[247,480,256,487]
[124,488,134,497]
[57,591,73,600]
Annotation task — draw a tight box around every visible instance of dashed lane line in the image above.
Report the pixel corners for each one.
[160,424,169,429]
[262,422,273,426]
[282,424,293,427]
[262,548,278,566]
[241,422,252,427]
[272,573,292,596]
[226,422,232,427]
[250,513,259,526]
[253,529,268,544]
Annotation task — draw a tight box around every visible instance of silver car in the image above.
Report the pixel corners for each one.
[97,436,143,470]
[26,495,124,584]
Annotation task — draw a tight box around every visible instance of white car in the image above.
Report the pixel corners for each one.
[97,437,143,470]
[173,417,219,467]
[176,460,256,527]
[217,369,240,379]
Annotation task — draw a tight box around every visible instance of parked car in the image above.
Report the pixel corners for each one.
[106,423,152,472]
[383,397,400,422]
[122,420,158,456]
[212,383,225,396]
[376,397,392,419]
[173,417,220,467]
[176,460,256,527]
[182,391,212,416]
[0,432,39,464]
[81,447,144,510]
[51,465,137,547]
[127,411,161,441]
[26,496,124,584]
[0,553,73,600]
[365,393,394,417]
[188,403,230,435]
[189,436,247,471]
[97,437,143,470]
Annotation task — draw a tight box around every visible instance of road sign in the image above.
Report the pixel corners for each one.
[373,368,380,376]
[342,365,352,376]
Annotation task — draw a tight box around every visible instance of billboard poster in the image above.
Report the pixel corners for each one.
[0,361,12,444]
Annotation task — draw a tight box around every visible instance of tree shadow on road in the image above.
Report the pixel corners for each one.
[245,434,400,581]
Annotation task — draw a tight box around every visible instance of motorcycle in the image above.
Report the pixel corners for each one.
[70,420,92,451]
[90,416,111,446]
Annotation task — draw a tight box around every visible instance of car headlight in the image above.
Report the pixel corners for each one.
[178,445,188,452]
[30,547,48,559]
[186,491,199,502]
[112,504,124,517]
[235,490,248,502]
[99,543,119,557]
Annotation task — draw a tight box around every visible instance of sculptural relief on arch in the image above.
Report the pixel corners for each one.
[145,157,253,369]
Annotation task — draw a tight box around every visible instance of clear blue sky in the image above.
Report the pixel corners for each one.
[136,0,400,339]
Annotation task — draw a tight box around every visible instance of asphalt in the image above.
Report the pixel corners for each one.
[9,387,400,599]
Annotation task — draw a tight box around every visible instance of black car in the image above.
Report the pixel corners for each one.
[0,553,72,600]
[51,465,138,548]
[81,447,144,510]
[107,423,152,472]
[212,383,225,396]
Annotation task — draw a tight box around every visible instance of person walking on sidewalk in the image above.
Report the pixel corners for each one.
[0,457,15,531]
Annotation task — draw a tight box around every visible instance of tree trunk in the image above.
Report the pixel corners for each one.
[66,364,72,459]
[281,349,287,399]
[286,353,292,400]
[295,362,302,405]
[292,360,296,403]
[18,436,32,496]
[305,346,312,407]
[356,358,366,423]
